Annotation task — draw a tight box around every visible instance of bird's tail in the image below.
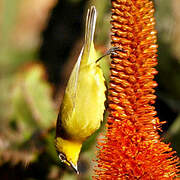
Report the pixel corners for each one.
[82,6,97,64]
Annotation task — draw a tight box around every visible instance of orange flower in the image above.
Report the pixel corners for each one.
[94,0,179,179]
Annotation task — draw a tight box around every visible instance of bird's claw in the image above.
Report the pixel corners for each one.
[96,47,126,63]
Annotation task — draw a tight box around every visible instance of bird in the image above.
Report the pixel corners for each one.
[55,6,125,174]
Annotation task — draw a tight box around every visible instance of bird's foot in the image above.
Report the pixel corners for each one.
[96,47,126,63]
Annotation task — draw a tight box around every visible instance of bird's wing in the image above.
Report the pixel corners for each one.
[65,6,97,104]
[65,47,83,104]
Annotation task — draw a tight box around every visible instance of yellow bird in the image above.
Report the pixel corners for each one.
[55,6,124,174]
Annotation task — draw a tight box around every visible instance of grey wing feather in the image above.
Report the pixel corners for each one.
[65,6,97,106]
[65,46,84,104]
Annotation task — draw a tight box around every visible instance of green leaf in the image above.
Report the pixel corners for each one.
[12,63,57,139]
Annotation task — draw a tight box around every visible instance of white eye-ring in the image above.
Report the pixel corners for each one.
[59,153,66,162]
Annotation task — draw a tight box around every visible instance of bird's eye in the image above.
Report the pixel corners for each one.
[59,153,66,161]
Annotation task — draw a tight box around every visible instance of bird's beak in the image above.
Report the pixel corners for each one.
[69,162,79,174]
[62,159,79,174]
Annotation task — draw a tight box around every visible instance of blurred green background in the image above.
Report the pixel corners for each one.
[0,0,180,179]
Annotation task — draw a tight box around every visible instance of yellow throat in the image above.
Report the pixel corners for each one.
[56,137,82,168]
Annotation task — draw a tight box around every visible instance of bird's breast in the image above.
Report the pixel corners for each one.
[60,65,106,141]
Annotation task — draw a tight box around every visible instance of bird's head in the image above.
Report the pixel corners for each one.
[56,137,82,174]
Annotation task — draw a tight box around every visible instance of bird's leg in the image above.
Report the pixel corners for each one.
[95,47,126,63]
